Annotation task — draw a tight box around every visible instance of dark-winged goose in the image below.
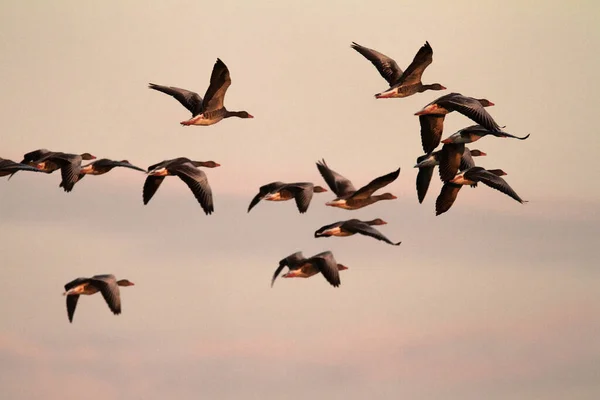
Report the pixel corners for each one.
[247,181,328,213]
[316,159,400,210]
[149,58,253,126]
[271,251,348,288]
[143,157,220,214]
[351,41,445,99]
[63,274,134,323]
[32,151,97,192]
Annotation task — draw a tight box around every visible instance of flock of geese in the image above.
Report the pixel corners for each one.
[2,41,529,322]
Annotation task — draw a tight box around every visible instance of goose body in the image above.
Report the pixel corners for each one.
[149,59,253,127]
[248,181,327,213]
[143,157,220,214]
[316,159,400,210]
[351,41,445,99]
[63,274,134,323]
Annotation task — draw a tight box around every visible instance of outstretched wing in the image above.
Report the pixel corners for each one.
[343,220,401,246]
[351,168,400,200]
[435,183,463,216]
[396,41,433,86]
[174,163,214,215]
[465,168,526,204]
[316,160,356,197]
[202,58,232,112]
[350,42,402,85]
[143,176,166,204]
[148,83,204,116]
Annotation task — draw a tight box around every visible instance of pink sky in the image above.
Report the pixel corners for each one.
[1,1,599,399]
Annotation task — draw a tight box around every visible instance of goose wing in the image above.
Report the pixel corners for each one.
[316,159,356,197]
[173,163,214,214]
[464,168,526,203]
[435,183,463,216]
[90,275,122,315]
[396,41,433,86]
[350,42,402,85]
[105,160,147,173]
[342,220,401,246]
[438,143,465,182]
[308,252,341,288]
[143,176,166,204]
[148,84,204,116]
[202,58,231,112]
[419,115,445,154]
[350,168,400,200]
[20,149,51,163]
[416,165,435,204]
[271,252,305,287]
[443,96,501,131]
[284,183,315,214]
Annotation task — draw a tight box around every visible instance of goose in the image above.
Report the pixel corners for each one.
[143,157,219,214]
[415,94,495,153]
[32,152,97,192]
[316,159,400,210]
[0,158,44,177]
[314,218,401,246]
[247,181,328,213]
[271,251,348,288]
[435,167,525,216]
[149,58,253,126]
[351,41,445,99]
[8,148,60,180]
[441,124,530,145]
[63,274,134,323]
[415,147,487,203]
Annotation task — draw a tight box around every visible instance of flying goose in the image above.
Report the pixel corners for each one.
[415,94,495,153]
[271,251,348,288]
[435,167,526,215]
[247,181,328,213]
[149,58,253,126]
[316,159,400,210]
[143,157,220,214]
[314,218,401,246]
[32,151,97,192]
[7,148,60,180]
[351,41,445,99]
[63,274,134,323]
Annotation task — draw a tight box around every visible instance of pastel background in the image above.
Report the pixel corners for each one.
[1,1,599,399]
